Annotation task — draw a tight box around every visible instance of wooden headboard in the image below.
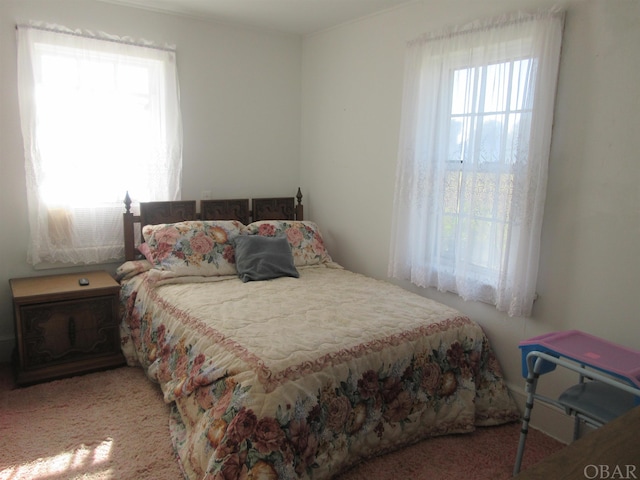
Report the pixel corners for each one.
[123,188,303,261]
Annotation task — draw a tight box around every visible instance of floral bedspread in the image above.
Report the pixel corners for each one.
[119,261,518,480]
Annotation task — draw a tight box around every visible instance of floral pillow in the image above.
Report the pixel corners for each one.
[242,220,332,267]
[142,220,244,277]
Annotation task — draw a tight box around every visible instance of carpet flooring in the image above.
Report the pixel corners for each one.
[0,366,565,480]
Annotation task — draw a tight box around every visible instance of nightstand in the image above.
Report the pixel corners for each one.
[10,270,125,386]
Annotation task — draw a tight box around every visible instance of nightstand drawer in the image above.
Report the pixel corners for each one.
[19,296,119,369]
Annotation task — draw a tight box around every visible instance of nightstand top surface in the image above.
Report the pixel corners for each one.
[10,270,119,301]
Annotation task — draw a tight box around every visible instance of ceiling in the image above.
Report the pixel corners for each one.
[101,0,415,35]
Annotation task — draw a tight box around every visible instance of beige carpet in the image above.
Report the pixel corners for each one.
[0,367,182,480]
[0,366,564,480]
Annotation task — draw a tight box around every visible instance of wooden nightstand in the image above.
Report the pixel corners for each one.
[10,270,125,386]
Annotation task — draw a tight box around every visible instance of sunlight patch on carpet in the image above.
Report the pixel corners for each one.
[1,439,113,479]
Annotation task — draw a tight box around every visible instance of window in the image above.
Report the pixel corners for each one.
[442,57,533,281]
[17,24,182,266]
[389,10,564,316]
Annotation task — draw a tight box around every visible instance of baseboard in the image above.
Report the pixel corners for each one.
[508,383,574,445]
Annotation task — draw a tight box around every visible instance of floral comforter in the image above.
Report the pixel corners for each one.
[119,261,518,480]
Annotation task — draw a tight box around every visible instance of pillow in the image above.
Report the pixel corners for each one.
[234,235,299,282]
[138,242,154,263]
[142,220,244,277]
[242,221,332,267]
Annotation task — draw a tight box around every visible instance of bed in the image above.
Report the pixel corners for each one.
[118,189,519,480]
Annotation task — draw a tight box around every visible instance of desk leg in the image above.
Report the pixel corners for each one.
[513,357,544,476]
[572,370,586,441]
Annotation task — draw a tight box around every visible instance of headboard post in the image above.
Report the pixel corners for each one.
[123,191,137,261]
[295,187,304,221]
[124,191,132,214]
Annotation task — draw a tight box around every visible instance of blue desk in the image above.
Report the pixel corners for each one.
[513,331,640,476]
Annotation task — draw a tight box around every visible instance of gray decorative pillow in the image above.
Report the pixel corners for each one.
[234,235,299,283]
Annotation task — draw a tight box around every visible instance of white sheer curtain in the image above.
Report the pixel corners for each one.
[17,23,182,266]
[389,9,564,317]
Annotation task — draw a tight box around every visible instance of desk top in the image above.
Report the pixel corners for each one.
[519,330,640,388]
[514,405,640,479]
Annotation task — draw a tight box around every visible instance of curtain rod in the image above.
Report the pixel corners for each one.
[16,23,176,53]
[408,9,565,47]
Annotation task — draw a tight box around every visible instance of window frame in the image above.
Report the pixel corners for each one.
[435,52,535,288]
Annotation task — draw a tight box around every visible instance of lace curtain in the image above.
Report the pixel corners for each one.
[17,23,182,266]
[388,9,564,316]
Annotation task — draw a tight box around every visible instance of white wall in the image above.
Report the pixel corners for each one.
[0,0,302,357]
[301,0,640,441]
